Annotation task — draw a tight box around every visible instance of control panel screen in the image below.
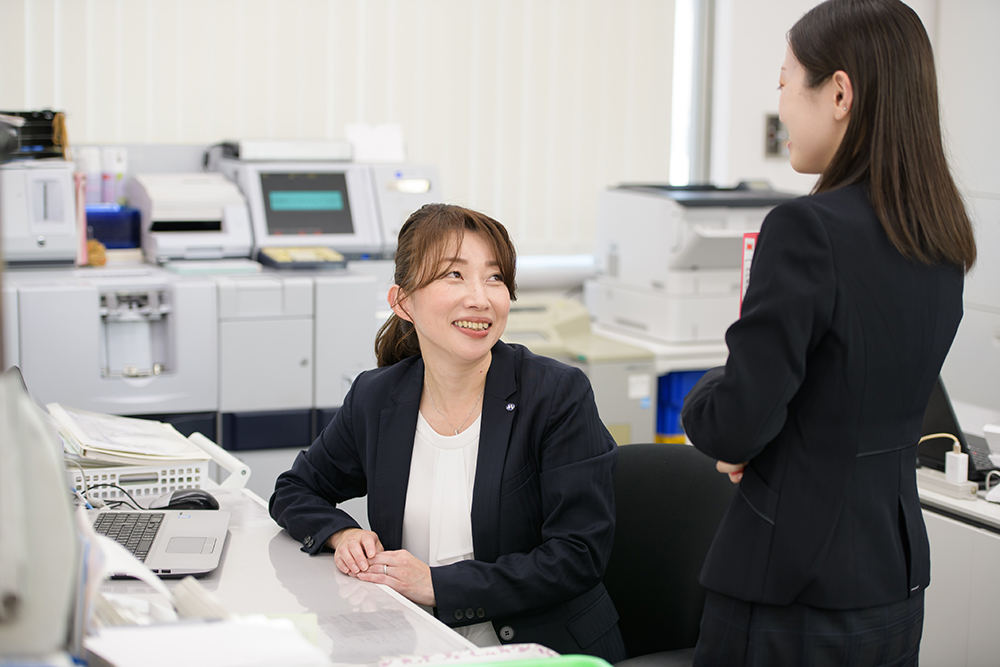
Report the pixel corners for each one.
[260,172,354,235]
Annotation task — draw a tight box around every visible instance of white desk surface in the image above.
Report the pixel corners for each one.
[98,487,476,666]
[917,470,1000,533]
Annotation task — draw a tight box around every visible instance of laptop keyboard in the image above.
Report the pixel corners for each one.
[93,512,165,562]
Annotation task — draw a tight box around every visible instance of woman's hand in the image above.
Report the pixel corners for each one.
[359,550,436,607]
[717,460,748,484]
[328,528,384,575]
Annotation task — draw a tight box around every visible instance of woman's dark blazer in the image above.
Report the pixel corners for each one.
[681,184,964,610]
[270,341,626,661]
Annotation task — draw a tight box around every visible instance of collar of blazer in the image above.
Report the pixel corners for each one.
[373,341,519,561]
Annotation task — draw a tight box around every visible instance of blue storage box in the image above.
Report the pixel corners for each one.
[86,204,141,249]
[656,370,708,436]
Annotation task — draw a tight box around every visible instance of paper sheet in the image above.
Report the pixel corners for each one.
[86,617,329,667]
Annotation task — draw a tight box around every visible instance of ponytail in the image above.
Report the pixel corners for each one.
[375,313,420,368]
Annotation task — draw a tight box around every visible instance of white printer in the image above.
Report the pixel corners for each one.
[585,183,796,344]
[129,173,253,263]
[0,160,78,265]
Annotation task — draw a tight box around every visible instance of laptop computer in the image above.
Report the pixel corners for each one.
[919,376,998,483]
[88,508,231,578]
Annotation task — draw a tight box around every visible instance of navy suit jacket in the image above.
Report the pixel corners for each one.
[682,184,964,609]
[270,341,625,659]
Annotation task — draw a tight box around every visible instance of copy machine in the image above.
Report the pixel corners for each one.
[503,294,656,445]
[585,183,796,344]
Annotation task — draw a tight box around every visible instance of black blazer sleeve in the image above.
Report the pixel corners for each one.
[269,370,371,554]
[681,197,836,463]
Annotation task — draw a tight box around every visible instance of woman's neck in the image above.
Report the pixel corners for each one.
[420,352,491,436]
[422,351,491,402]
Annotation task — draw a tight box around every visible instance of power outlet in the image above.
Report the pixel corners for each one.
[764,114,789,157]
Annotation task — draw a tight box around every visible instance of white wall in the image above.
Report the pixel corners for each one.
[710,0,938,194]
[935,0,1000,414]
[0,0,675,256]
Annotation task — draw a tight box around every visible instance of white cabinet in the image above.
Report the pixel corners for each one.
[922,509,1000,666]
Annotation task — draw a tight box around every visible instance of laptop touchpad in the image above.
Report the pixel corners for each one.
[167,537,216,554]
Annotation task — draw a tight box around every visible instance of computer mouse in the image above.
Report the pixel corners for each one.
[149,488,220,511]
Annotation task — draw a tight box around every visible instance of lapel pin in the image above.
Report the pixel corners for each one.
[506,403,516,412]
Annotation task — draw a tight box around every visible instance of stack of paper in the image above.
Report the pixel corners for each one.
[48,404,210,466]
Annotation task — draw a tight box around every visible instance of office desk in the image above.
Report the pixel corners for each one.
[918,474,1000,667]
[98,487,476,666]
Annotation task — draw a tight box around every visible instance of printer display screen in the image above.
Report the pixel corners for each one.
[260,172,354,235]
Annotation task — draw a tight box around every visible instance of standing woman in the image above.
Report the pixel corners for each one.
[681,1,976,665]
[270,204,626,662]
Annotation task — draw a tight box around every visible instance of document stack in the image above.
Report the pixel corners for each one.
[49,403,213,506]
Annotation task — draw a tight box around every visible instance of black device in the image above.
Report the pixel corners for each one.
[919,377,998,483]
[149,488,220,511]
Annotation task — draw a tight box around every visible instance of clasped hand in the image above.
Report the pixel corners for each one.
[327,527,436,607]
[716,460,748,484]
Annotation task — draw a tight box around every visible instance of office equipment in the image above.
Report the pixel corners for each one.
[603,443,736,661]
[0,159,79,264]
[585,183,796,343]
[128,172,253,263]
[6,265,219,416]
[219,159,386,259]
[0,369,78,660]
[88,508,231,578]
[222,138,353,162]
[919,377,999,482]
[256,245,347,269]
[0,109,68,160]
[218,158,440,259]
[502,295,656,444]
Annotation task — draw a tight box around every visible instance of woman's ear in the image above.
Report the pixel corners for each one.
[388,284,412,322]
[832,70,854,121]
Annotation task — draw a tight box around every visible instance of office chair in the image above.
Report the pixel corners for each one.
[603,443,738,667]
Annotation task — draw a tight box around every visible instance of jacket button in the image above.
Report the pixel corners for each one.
[465,608,475,620]
[477,607,485,618]
[454,609,464,621]
[303,535,314,548]
[499,625,515,641]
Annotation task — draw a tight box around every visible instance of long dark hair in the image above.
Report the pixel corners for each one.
[374,204,518,367]
[789,0,976,271]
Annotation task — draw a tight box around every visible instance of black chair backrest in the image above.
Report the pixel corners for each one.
[603,443,738,658]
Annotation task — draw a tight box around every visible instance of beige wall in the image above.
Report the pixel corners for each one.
[0,0,675,255]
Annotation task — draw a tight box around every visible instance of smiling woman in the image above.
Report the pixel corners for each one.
[269,204,627,661]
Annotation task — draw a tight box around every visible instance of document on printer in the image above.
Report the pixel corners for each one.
[48,403,210,464]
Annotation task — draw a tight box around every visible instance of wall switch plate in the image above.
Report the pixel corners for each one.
[765,114,789,157]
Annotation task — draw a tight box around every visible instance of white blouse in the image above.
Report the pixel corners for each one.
[402,411,500,647]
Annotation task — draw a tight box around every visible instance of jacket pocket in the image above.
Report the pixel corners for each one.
[739,464,779,526]
[565,585,620,648]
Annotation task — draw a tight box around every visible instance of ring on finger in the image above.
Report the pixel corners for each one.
[383,563,387,576]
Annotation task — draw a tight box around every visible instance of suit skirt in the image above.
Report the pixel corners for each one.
[692,590,924,667]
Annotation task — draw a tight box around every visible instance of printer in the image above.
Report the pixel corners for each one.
[0,159,78,265]
[503,294,656,445]
[585,183,796,344]
[129,173,253,263]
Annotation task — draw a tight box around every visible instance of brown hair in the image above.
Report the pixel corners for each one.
[789,0,976,271]
[374,204,518,367]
